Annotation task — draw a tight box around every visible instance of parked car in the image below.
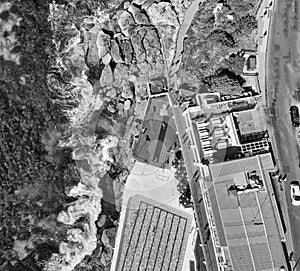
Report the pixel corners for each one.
[290,106,300,126]
[290,182,300,206]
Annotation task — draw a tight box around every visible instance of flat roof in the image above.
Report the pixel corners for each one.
[233,109,265,136]
[247,55,257,70]
[115,194,192,271]
[208,153,287,271]
[133,95,179,167]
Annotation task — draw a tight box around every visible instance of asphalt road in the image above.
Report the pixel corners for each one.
[266,0,300,269]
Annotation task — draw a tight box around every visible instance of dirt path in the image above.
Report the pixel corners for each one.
[170,0,206,77]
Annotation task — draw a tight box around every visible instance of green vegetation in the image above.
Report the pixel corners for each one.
[204,68,246,96]
[182,0,259,95]
[207,29,236,48]
[220,53,246,75]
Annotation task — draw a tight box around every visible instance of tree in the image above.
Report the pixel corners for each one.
[234,14,257,37]
[221,53,245,74]
[207,29,236,48]
[204,68,245,96]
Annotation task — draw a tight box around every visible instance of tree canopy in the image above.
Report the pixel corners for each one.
[220,53,245,74]
[205,68,245,96]
[207,29,236,48]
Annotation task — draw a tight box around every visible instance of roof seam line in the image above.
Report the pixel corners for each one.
[255,192,275,270]
[238,205,256,271]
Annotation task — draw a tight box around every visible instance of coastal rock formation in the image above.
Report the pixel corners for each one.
[11,0,193,270]
[129,4,150,25]
[110,40,123,63]
[44,134,118,271]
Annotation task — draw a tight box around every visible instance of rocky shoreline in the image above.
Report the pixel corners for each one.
[44,0,192,270]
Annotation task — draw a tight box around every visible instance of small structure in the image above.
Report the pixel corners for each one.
[246,55,257,71]
[233,109,267,144]
[149,77,168,95]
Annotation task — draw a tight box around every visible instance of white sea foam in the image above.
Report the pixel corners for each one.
[44,132,118,271]
[44,4,119,270]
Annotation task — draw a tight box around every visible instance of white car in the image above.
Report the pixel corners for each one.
[290,182,300,206]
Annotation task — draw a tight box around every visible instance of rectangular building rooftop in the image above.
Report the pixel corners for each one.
[115,194,192,271]
[207,153,288,271]
[233,109,265,137]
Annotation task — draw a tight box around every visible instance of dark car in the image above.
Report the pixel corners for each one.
[290,106,300,126]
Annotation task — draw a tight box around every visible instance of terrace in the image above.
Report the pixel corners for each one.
[114,194,192,271]
[133,95,179,168]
